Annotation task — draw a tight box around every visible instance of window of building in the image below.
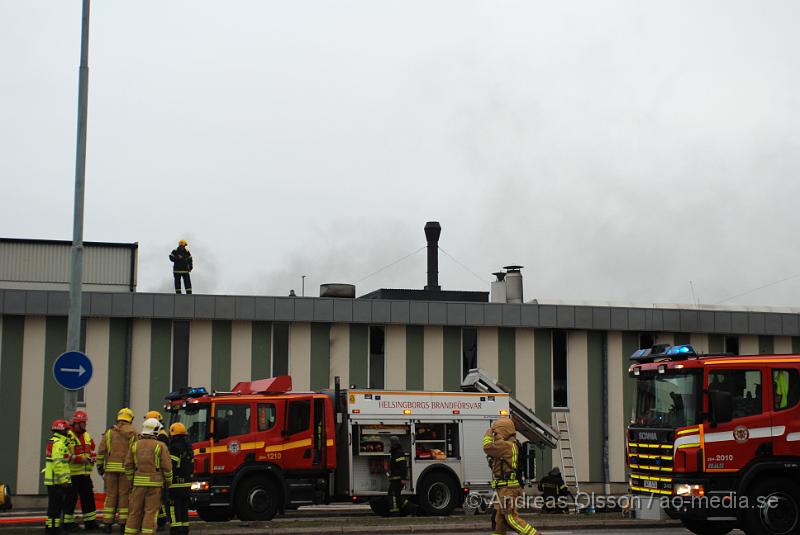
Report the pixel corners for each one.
[639,333,654,350]
[287,399,311,435]
[215,403,251,437]
[462,328,478,379]
[369,326,385,389]
[257,403,276,431]
[552,330,568,408]
[773,369,800,411]
[172,321,190,390]
[272,323,290,376]
[708,369,761,418]
[725,336,740,355]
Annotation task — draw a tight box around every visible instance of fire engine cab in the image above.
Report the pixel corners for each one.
[165,369,557,522]
[627,344,800,535]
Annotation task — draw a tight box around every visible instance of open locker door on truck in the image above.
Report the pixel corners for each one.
[461,368,558,449]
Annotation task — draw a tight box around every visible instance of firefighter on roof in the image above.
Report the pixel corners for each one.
[483,418,536,535]
[167,423,194,534]
[97,408,137,532]
[64,410,99,531]
[124,418,173,535]
[44,419,72,534]
[169,240,192,294]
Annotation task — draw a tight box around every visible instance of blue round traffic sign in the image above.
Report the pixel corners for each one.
[53,351,93,390]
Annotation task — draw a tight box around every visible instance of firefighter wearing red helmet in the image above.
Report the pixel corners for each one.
[44,419,72,534]
[63,410,99,531]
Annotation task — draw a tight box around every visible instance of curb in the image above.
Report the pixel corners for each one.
[190,519,682,534]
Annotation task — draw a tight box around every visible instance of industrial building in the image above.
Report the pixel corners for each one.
[1,229,799,497]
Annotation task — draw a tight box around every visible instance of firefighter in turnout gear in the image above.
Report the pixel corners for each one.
[167,423,194,534]
[387,436,414,516]
[64,410,99,531]
[124,418,173,535]
[483,418,536,535]
[169,240,192,294]
[97,408,137,532]
[44,420,73,534]
[144,411,170,530]
[537,467,571,513]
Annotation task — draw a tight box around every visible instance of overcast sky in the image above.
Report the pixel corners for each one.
[2,1,799,306]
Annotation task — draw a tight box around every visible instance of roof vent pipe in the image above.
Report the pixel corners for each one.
[504,265,524,304]
[424,221,441,291]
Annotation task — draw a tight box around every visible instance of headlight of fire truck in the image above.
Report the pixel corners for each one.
[674,484,704,497]
[190,481,210,492]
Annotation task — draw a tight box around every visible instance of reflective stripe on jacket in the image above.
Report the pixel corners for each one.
[389,444,407,481]
[43,435,71,486]
[97,422,136,473]
[67,429,96,476]
[125,436,173,487]
[483,428,520,488]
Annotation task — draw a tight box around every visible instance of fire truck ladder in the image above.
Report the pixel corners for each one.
[553,411,580,499]
[461,369,558,449]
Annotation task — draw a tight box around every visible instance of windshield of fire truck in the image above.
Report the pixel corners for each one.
[168,403,210,444]
[633,372,701,428]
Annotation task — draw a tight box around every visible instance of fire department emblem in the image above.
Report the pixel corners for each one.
[734,426,749,444]
[228,441,241,455]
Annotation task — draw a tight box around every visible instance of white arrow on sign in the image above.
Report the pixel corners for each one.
[60,365,86,376]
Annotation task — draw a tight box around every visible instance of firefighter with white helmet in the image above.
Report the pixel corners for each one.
[144,410,171,529]
[124,418,173,535]
[97,408,137,532]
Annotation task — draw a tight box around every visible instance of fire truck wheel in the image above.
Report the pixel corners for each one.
[234,476,280,521]
[680,518,734,535]
[745,477,800,535]
[417,473,458,516]
[196,507,233,522]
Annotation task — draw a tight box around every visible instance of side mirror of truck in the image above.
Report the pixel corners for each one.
[708,390,734,427]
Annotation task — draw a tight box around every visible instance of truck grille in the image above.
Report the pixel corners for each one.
[627,431,674,495]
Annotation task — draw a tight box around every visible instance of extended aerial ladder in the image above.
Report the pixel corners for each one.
[461,369,558,449]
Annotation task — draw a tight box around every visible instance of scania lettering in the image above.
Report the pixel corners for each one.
[627,344,800,535]
[166,369,557,522]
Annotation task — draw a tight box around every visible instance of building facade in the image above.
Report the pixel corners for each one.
[2,288,799,495]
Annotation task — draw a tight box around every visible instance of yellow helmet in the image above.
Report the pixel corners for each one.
[178,239,188,247]
[170,422,187,436]
[144,410,163,422]
[117,408,134,423]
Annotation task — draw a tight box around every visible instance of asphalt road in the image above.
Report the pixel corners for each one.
[435,531,745,535]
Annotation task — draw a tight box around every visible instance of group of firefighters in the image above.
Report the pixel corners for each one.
[41,406,565,535]
[43,408,194,534]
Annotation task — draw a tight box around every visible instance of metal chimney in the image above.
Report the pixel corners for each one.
[504,265,524,303]
[424,221,441,291]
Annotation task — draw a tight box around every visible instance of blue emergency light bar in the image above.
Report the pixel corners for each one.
[629,344,697,363]
[165,386,208,401]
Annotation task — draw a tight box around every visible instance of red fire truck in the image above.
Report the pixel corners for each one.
[626,344,800,535]
[165,370,557,522]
